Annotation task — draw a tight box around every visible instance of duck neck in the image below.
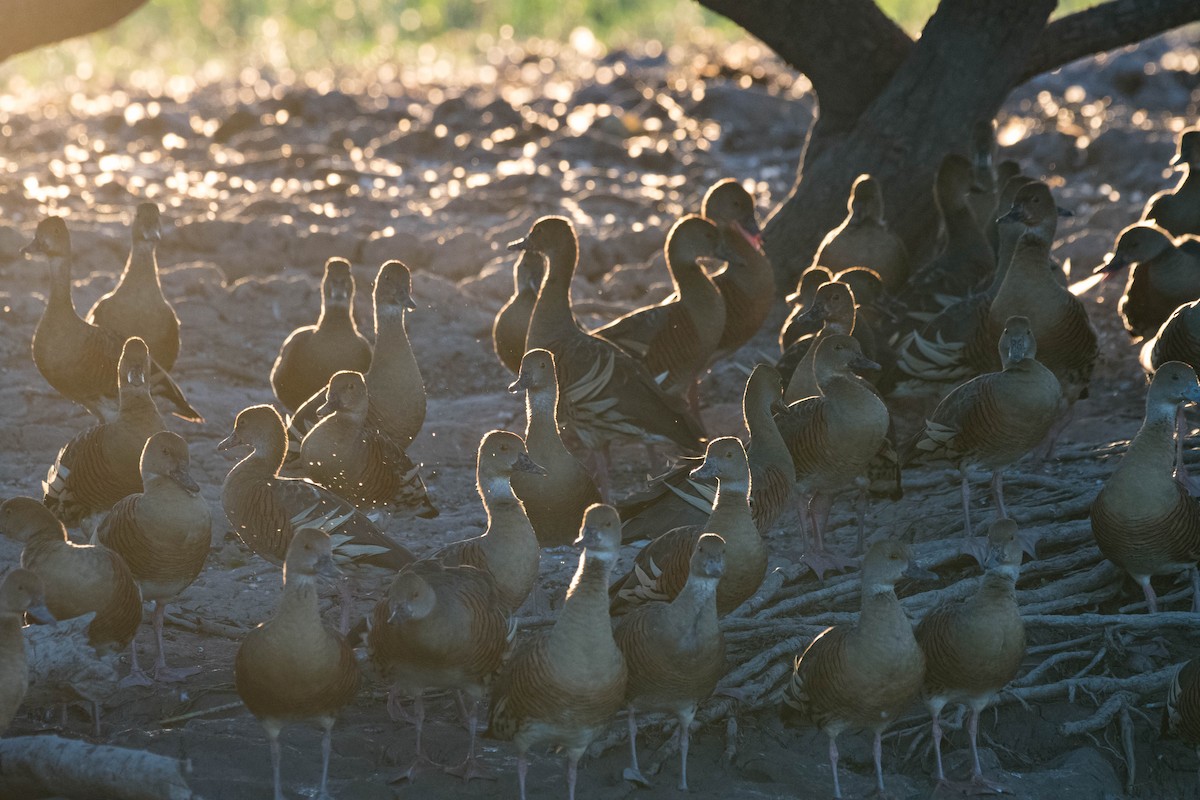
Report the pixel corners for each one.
[550,552,613,648]
[708,471,752,535]
[22,525,68,562]
[276,573,321,624]
[1175,165,1199,196]
[318,300,356,333]
[672,258,712,299]
[482,473,525,531]
[118,386,160,423]
[977,568,1018,603]
[125,241,162,288]
[45,255,78,316]
[239,435,288,481]
[1122,399,1179,476]
[819,372,873,409]
[859,582,907,638]
[745,388,789,466]
[371,308,411,370]
[942,192,981,251]
[524,385,564,454]
[528,243,580,341]
[667,573,720,633]
[992,223,1023,288]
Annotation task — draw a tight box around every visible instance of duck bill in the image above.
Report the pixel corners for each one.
[25,602,55,625]
[216,432,241,452]
[316,398,340,417]
[507,372,531,394]
[903,562,938,581]
[849,355,882,372]
[1092,253,1127,278]
[171,468,201,494]
[996,206,1028,226]
[513,452,547,476]
[1056,206,1074,218]
[574,525,603,549]
[690,458,719,480]
[507,237,528,252]
[734,221,764,252]
[19,238,46,258]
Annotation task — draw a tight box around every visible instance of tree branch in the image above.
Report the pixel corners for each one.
[0,0,148,63]
[1020,0,1200,83]
[694,0,913,126]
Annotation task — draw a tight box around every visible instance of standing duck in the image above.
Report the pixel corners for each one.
[493,247,545,374]
[430,430,545,613]
[610,437,767,617]
[811,174,910,290]
[42,336,165,530]
[20,217,202,423]
[0,569,53,734]
[95,431,212,685]
[508,349,601,547]
[298,371,437,518]
[1144,127,1200,237]
[486,503,627,800]
[271,257,372,413]
[367,560,509,781]
[1091,362,1200,612]
[781,540,929,800]
[593,215,727,414]
[774,335,889,577]
[0,497,142,654]
[85,203,180,371]
[614,534,727,791]
[289,260,426,451]
[916,520,1026,790]
[904,317,1062,561]
[235,528,360,800]
[1093,223,1200,340]
[219,404,415,630]
[617,364,793,541]
[700,179,774,360]
[516,216,705,496]
[783,280,861,403]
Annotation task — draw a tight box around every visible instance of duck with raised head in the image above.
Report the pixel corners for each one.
[271,257,372,413]
[21,217,202,423]
[904,317,1062,562]
[593,215,726,415]
[610,437,766,617]
[617,364,793,541]
[916,520,1026,791]
[1093,223,1200,340]
[515,216,705,497]
[783,280,862,404]
[486,503,627,800]
[219,404,415,631]
[430,430,545,613]
[368,560,509,781]
[985,161,1025,253]
[0,497,141,655]
[42,336,165,530]
[778,266,835,352]
[298,370,437,518]
[812,174,910,290]
[508,349,601,547]
[95,431,211,685]
[615,533,727,791]
[86,202,180,371]
[235,528,360,800]
[700,179,774,360]
[493,247,545,374]
[1144,127,1200,237]
[774,335,889,578]
[1091,362,1200,612]
[288,259,426,451]
[0,569,53,734]
[781,540,930,800]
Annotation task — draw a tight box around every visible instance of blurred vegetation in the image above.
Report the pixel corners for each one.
[2,0,1098,89]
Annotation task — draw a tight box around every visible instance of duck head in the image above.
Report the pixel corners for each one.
[997,181,1071,229]
[478,429,545,492]
[509,348,557,395]
[666,214,723,273]
[785,266,834,305]
[691,436,749,491]
[386,568,437,623]
[847,174,886,225]
[575,503,621,564]
[934,154,973,210]
[508,216,577,275]
[0,568,53,623]
[834,267,883,306]
[21,217,71,260]
[814,334,880,382]
[1095,223,1174,278]
[141,431,201,494]
[744,364,785,417]
[861,539,936,593]
[0,497,65,544]
[321,258,355,307]
[373,260,417,314]
[998,315,1038,366]
[690,533,726,582]
[793,281,855,330]
[218,404,285,454]
[701,179,763,251]
[983,519,1023,581]
[317,371,368,418]
[1171,128,1199,169]
[1148,361,1200,410]
[118,337,150,389]
[131,203,162,246]
[283,528,340,585]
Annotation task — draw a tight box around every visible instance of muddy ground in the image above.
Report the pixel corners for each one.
[2,27,1200,800]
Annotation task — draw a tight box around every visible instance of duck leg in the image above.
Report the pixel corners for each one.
[930,706,947,782]
[266,723,285,800]
[828,734,843,800]
[622,707,651,786]
[960,470,989,567]
[445,697,495,782]
[872,730,887,796]
[967,706,1011,793]
[801,493,855,580]
[1138,576,1159,614]
[677,706,696,792]
[318,716,334,800]
[391,693,437,782]
[566,749,583,800]
[517,752,529,800]
[152,601,201,682]
[121,636,153,688]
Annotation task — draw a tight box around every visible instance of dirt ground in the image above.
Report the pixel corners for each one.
[2,27,1200,800]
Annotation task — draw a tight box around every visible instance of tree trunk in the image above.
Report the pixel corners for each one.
[0,0,148,63]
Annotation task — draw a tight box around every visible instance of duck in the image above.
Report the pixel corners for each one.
[94,431,212,685]
[270,257,373,413]
[493,247,545,374]
[85,202,180,371]
[1090,362,1200,612]
[219,404,415,632]
[508,349,602,547]
[1143,127,1200,237]
[610,437,767,617]
[20,217,202,424]
[966,120,999,240]
[0,569,53,734]
[288,259,426,451]
[774,335,889,578]
[0,497,142,654]
[1142,299,1200,376]
[593,215,727,415]
[783,280,861,403]
[811,174,910,290]
[904,317,1062,561]
[429,430,545,613]
[42,336,166,530]
[486,503,627,800]
[1093,223,1200,340]
[1165,657,1200,782]
[985,162,1026,252]
[298,370,437,518]
[516,216,705,496]
[235,528,360,800]
[699,179,775,360]
[367,560,510,781]
[915,519,1026,790]
[614,533,727,791]
[617,364,793,541]
[780,539,929,800]
[778,266,835,353]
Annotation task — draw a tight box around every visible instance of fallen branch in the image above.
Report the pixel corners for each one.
[0,735,196,800]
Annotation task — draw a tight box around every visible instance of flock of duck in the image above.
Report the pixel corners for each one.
[1,122,1200,799]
